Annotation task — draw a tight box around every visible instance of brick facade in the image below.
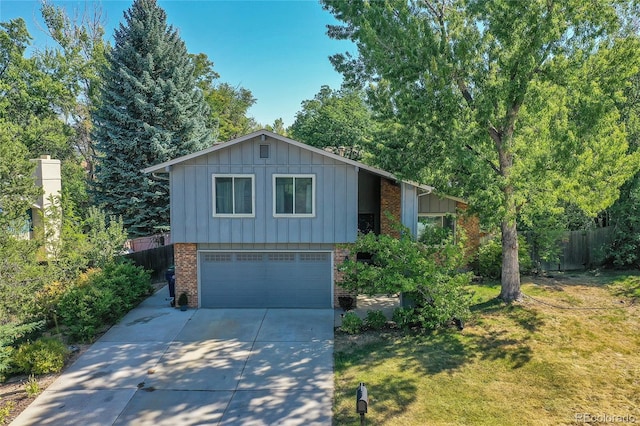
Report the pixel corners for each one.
[380,178,402,237]
[174,243,198,308]
[333,246,357,308]
[456,202,481,263]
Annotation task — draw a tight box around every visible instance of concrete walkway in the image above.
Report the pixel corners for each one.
[11,287,334,426]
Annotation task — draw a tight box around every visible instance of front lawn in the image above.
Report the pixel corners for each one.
[333,272,640,425]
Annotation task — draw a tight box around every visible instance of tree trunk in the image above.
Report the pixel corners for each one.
[499,219,522,301]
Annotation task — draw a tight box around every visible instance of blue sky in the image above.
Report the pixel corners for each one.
[0,0,354,128]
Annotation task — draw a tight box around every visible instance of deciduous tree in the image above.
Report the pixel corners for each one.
[290,85,374,160]
[40,0,108,181]
[323,0,640,300]
[191,53,257,142]
[0,18,73,160]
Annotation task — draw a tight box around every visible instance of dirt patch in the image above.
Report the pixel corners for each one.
[0,343,90,424]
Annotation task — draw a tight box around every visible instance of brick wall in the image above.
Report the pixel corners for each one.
[456,202,481,263]
[174,243,198,308]
[334,246,357,308]
[380,178,402,237]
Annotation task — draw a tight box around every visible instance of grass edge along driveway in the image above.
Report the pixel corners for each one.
[333,272,640,426]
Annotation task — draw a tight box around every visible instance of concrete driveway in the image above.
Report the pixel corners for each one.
[11,287,334,426]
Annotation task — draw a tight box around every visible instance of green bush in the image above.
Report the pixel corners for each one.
[364,310,387,330]
[90,261,153,312]
[392,307,419,329]
[0,346,15,382]
[58,284,115,342]
[341,312,363,334]
[339,222,472,330]
[477,236,533,280]
[0,321,44,382]
[58,260,151,342]
[13,337,69,375]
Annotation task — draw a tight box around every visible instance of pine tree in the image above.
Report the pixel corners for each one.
[92,0,212,236]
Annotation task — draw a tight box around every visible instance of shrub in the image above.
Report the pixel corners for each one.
[0,401,15,425]
[178,292,188,307]
[364,310,387,330]
[340,312,363,334]
[58,260,151,342]
[477,236,533,280]
[13,337,69,375]
[338,296,355,311]
[339,221,472,330]
[84,207,128,268]
[392,307,419,329]
[58,284,116,342]
[25,375,41,397]
[0,321,44,382]
[90,261,153,312]
[0,346,15,382]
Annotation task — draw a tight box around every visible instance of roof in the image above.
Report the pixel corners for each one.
[143,129,435,193]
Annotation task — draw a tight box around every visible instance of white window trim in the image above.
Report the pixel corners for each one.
[272,174,316,218]
[212,174,255,218]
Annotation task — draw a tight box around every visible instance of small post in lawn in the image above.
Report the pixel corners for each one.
[356,382,368,426]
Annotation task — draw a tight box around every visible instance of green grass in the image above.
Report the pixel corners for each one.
[333,272,640,425]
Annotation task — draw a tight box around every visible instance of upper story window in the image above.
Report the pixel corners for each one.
[273,174,315,217]
[213,174,255,217]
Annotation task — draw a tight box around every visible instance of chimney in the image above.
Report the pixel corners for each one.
[31,155,62,256]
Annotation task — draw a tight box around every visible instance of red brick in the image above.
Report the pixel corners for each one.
[333,245,357,308]
[380,178,402,237]
[174,243,198,308]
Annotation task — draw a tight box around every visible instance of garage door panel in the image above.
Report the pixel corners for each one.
[200,252,331,308]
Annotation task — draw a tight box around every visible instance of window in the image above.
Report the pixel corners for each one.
[259,144,270,158]
[417,214,456,243]
[273,175,315,217]
[213,175,254,217]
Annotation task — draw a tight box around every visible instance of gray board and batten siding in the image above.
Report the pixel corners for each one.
[169,135,359,244]
[402,184,419,237]
[419,193,458,215]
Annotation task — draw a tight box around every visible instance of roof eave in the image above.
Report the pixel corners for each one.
[141,130,436,193]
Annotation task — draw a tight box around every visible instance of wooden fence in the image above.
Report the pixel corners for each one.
[536,227,613,272]
[124,244,174,282]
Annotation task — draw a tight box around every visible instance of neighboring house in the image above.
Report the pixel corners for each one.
[27,155,62,256]
[144,130,473,308]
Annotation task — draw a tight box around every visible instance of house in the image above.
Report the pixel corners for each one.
[144,130,474,308]
[22,155,62,256]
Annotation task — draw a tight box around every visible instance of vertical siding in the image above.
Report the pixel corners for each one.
[183,166,198,242]
[402,184,418,237]
[171,136,358,244]
[171,167,186,242]
[195,166,209,240]
[418,193,457,214]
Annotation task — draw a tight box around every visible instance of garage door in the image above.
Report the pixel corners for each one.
[199,252,332,308]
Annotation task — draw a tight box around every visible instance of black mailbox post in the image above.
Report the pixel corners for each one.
[356,382,368,425]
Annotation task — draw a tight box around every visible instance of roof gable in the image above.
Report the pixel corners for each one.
[143,129,434,192]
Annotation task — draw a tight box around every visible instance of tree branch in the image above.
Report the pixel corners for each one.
[456,79,474,108]
[465,143,500,175]
[424,1,474,109]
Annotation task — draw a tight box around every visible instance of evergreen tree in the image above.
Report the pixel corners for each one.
[93,0,212,236]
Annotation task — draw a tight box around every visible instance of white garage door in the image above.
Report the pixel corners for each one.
[199,252,332,308]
